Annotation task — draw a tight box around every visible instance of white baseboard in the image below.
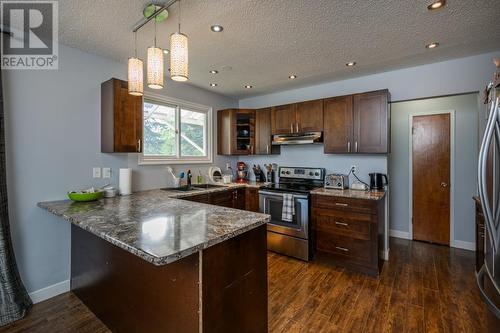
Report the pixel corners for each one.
[389,229,411,239]
[29,280,70,304]
[452,240,475,251]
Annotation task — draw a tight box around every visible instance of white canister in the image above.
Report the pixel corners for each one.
[119,168,132,195]
[223,175,232,184]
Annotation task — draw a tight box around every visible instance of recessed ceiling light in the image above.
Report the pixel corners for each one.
[346,61,356,67]
[210,83,218,87]
[426,42,439,49]
[427,0,445,10]
[209,70,218,74]
[288,74,297,79]
[244,85,253,89]
[163,49,169,54]
[211,25,224,32]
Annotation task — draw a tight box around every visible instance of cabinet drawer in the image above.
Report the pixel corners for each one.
[313,208,371,240]
[316,232,372,264]
[312,195,377,214]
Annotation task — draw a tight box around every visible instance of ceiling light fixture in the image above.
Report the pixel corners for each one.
[128,31,144,96]
[163,49,169,54]
[426,42,439,49]
[170,0,189,82]
[209,70,218,74]
[427,0,445,10]
[346,61,356,67]
[289,74,297,79]
[147,19,164,89]
[210,83,218,87]
[244,85,253,89]
[211,25,223,32]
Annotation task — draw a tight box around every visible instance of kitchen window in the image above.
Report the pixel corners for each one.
[139,94,212,164]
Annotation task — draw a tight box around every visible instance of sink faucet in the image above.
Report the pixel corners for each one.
[187,170,192,187]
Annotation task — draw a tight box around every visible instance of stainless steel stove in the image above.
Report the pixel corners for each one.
[259,167,325,261]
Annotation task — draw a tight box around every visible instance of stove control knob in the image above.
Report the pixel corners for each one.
[315,172,320,176]
[309,172,314,176]
[285,171,291,175]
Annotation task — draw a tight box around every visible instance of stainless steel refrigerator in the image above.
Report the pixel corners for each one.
[477,61,500,318]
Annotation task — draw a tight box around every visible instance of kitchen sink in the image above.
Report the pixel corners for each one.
[161,186,199,192]
[191,184,226,189]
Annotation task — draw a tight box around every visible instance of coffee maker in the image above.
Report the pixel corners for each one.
[236,161,248,183]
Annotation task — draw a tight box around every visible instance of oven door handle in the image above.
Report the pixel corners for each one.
[258,191,309,200]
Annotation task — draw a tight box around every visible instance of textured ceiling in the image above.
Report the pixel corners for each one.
[58,0,500,98]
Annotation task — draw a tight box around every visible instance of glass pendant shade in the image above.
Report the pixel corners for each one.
[170,32,189,82]
[147,46,164,89]
[128,57,144,96]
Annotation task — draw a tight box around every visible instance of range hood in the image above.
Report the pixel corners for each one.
[272,131,323,145]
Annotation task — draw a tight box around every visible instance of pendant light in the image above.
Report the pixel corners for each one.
[147,18,164,89]
[170,0,189,82]
[128,32,144,96]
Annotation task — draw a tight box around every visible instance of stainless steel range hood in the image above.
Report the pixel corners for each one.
[272,131,323,145]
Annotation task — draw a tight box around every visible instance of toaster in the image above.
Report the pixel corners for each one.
[325,174,349,189]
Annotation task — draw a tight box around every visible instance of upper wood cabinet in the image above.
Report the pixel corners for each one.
[323,90,389,154]
[271,104,297,134]
[255,108,280,155]
[324,95,353,153]
[271,100,323,134]
[295,99,324,132]
[353,90,389,153]
[101,78,143,153]
[217,109,255,155]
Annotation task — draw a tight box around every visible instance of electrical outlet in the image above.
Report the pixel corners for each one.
[102,167,111,178]
[93,167,101,178]
[350,165,357,174]
[226,163,231,170]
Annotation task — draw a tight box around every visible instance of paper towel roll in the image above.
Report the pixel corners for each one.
[119,168,132,196]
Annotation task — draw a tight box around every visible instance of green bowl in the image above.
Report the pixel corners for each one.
[68,190,104,202]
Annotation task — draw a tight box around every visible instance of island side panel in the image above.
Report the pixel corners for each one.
[71,225,199,333]
[202,224,268,333]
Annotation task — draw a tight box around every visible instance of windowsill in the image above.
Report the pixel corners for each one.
[138,155,214,165]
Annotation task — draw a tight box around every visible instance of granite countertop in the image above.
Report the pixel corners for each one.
[311,188,386,201]
[38,185,270,266]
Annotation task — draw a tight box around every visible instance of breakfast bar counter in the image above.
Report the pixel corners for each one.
[38,189,270,333]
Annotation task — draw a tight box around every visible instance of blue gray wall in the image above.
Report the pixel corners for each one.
[3,45,237,295]
[390,94,480,243]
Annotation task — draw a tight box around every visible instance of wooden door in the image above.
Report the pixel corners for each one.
[353,90,389,153]
[295,99,324,132]
[271,104,296,134]
[323,96,353,153]
[412,113,450,245]
[255,108,275,155]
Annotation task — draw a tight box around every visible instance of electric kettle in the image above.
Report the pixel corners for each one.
[369,173,388,190]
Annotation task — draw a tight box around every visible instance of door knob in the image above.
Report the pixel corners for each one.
[440,182,448,188]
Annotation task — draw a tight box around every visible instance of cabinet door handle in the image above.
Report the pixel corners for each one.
[335,221,348,226]
[347,141,351,152]
[296,123,299,133]
[335,246,349,252]
[266,144,269,154]
[355,141,358,152]
[137,139,141,152]
[290,123,294,133]
[335,202,348,207]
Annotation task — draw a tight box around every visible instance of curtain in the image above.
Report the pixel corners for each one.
[0,32,32,326]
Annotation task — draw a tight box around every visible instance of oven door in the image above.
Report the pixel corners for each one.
[259,190,309,239]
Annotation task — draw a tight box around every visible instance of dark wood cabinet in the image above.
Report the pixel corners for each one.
[217,109,255,155]
[183,188,247,210]
[353,90,389,153]
[475,197,485,272]
[245,187,260,212]
[255,108,280,155]
[271,104,297,134]
[312,194,385,276]
[323,95,353,153]
[101,78,143,153]
[296,99,324,132]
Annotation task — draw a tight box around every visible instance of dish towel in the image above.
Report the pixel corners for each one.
[282,193,295,222]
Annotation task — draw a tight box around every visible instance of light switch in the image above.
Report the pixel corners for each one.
[93,167,101,178]
[102,167,111,178]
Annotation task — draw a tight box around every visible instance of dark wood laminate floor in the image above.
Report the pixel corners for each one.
[1,238,498,332]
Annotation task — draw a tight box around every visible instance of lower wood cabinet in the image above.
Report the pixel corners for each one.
[245,187,260,212]
[182,188,247,210]
[312,194,384,276]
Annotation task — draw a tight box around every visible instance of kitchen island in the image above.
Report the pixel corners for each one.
[38,188,270,333]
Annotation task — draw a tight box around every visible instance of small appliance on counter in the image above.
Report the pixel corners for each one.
[208,166,223,184]
[369,173,388,190]
[325,174,349,189]
[236,161,248,183]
